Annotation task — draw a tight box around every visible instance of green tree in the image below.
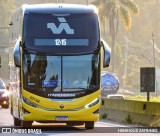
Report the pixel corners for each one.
[92,0,139,72]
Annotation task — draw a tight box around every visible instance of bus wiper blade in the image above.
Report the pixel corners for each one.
[63,87,86,90]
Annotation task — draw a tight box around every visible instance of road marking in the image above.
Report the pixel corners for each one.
[97,121,133,127]
[1,124,12,126]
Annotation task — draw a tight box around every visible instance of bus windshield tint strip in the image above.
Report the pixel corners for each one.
[34,39,89,46]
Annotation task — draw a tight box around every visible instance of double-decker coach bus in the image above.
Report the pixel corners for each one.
[9,4,110,129]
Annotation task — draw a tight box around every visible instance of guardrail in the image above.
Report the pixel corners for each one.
[100,98,160,127]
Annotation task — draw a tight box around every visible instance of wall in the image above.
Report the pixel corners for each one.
[101,98,160,127]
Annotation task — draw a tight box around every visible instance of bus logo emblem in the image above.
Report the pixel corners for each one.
[47,17,74,34]
[60,104,64,109]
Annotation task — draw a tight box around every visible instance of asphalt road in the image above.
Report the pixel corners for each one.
[0,107,159,136]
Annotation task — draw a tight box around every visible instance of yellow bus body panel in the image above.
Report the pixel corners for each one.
[22,89,100,121]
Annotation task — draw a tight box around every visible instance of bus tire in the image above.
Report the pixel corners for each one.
[85,121,94,129]
[21,120,33,127]
[13,117,21,126]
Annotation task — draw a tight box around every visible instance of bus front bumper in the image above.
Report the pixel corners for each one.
[22,102,100,122]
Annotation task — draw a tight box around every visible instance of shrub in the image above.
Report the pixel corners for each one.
[101,112,108,119]
[125,114,132,124]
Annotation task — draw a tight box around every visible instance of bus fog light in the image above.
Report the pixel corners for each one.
[22,107,30,115]
[93,109,99,115]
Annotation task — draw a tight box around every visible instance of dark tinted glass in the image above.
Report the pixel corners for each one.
[23,13,100,54]
[23,54,61,95]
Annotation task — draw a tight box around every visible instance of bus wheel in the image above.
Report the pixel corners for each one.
[85,121,94,129]
[13,117,21,126]
[21,120,33,127]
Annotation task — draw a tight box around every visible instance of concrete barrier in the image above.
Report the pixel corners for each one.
[100,98,160,127]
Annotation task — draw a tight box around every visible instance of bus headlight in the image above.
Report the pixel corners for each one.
[23,97,39,108]
[85,98,100,108]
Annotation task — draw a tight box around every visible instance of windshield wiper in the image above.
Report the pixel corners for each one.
[63,87,86,90]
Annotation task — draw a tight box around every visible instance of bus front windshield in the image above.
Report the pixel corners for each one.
[23,53,100,98]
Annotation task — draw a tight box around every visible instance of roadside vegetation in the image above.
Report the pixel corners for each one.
[125,95,160,102]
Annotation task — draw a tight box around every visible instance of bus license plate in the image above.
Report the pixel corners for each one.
[56,116,68,121]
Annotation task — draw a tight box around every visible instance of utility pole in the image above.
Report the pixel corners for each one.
[57,0,62,3]
[152,32,155,67]
[124,34,129,88]
[87,0,89,5]
[156,0,159,42]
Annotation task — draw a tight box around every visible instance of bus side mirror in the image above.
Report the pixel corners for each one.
[13,40,21,67]
[101,39,111,68]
